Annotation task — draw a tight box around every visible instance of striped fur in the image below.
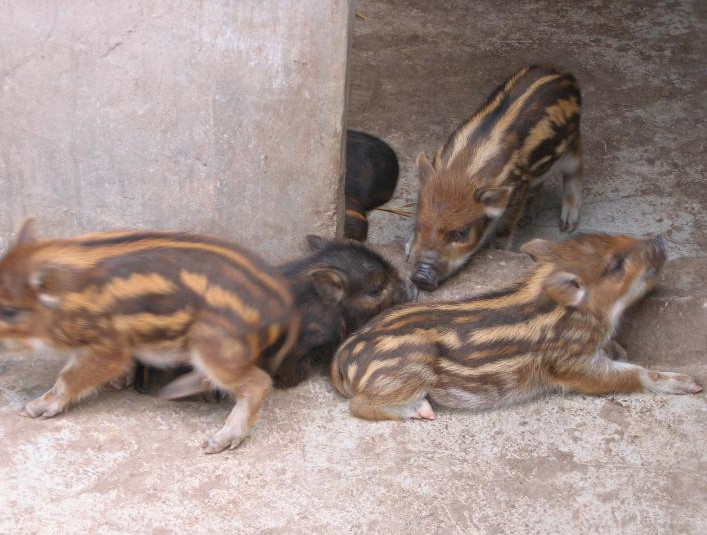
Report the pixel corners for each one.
[135,235,412,397]
[333,234,702,421]
[344,199,370,242]
[410,65,583,291]
[0,221,298,453]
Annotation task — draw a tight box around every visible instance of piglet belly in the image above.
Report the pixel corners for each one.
[134,345,191,368]
[429,386,496,410]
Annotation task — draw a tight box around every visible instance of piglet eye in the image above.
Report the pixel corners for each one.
[368,286,384,297]
[452,226,472,242]
[607,256,626,275]
[0,307,20,320]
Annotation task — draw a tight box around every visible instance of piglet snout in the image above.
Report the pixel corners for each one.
[411,263,440,292]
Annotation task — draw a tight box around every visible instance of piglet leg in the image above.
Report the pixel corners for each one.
[189,322,272,454]
[20,343,132,419]
[641,369,703,395]
[200,366,271,453]
[349,393,436,422]
[559,138,583,232]
[157,370,212,400]
[555,355,702,396]
[106,370,135,391]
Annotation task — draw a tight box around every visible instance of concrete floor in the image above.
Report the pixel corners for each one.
[356,0,706,259]
[1,1,706,534]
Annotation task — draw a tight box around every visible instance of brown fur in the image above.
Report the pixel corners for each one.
[410,65,583,291]
[146,236,412,399]
[333,234,702,421]
[0,220,298,453]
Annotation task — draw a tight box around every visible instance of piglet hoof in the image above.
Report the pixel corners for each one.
[559,209,579,233]
[19,396,65,419]
[106,373,133,391]
[410,398,436,420]
[201,432,245,454]
[644,371,703,395]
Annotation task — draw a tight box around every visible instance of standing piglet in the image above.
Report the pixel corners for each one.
[0,221,298,453]
[410,65,583,290]
[154,235,413,398]
[332,234,702,421]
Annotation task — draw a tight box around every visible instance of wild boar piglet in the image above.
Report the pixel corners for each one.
[333,233,702,421]
[410,65,583,290]
[0,220,298,453]
[153,235,414,398]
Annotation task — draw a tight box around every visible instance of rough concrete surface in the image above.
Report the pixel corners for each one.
[1,247,705,534]
[5,375,701,534]
[0,1,350,261]
[2,1,706,534]
[352,0,707,260]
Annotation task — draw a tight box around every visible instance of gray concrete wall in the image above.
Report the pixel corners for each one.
[0,1,351,262]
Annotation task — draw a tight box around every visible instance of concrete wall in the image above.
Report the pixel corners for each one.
[0,1,351,262]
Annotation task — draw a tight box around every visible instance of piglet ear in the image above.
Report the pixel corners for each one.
[520,239,555,262]
[475,187,513,218]
[28,269,61,308]
[15,218,37,246]
[416,151,435,186]
[306,235,331,252]
[542,271,586,308]
[308,268,347,303]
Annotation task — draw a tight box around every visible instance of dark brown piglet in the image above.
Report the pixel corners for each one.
[147,235,414,399]
[344,130,399,241]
